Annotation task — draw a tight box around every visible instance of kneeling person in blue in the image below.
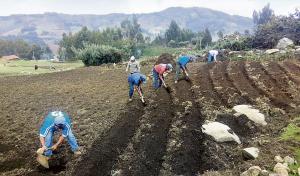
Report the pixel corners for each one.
[38,111,81,159]
[175,55,194,83]
[128,72,147,103]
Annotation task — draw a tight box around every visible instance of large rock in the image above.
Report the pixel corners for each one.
[242,147,259,159]
[295,48,300,54]
[233,105,267,126]
[276,37,294,49]
[273,163,289,176]
[265,49,280,54]
[201,121,241,144]
[240,166,261,176]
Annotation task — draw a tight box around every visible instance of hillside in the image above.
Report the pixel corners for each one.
[0,7,253,53]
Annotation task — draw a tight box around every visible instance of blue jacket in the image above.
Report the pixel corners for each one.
[177,56,191,67]
[39,111,72,138]
[128,72,147,85]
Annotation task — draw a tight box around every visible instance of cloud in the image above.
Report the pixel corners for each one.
[0,0,299,17]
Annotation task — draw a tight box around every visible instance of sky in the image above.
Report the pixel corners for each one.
[0,0,299,17]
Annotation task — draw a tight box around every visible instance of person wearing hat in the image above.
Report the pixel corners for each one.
[175,54,195,83]
[128,72,147,102]
[38,111,81,159]
[152,63,173,89]
[126,56,140,74]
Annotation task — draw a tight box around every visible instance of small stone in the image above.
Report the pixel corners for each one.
[274,155,284,163]
[265,49,280,55]
[273,163,289,176]
[279,50,287,54]
[240,166,261,176]
[77,109,88,115]
[260,170,269,176]
[242,147,259,160]
[283,156,295,165]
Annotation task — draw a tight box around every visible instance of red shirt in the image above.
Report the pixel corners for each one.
[154,64,167,75]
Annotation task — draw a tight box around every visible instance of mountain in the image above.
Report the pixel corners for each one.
[0,7,253,54]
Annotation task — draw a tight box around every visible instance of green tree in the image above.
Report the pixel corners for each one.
[253,3,274,25]
[202,28,212,48]
[217,30,224,40]
[165,20,181,43]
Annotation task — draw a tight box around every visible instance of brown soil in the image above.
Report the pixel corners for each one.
[210,61,250,107]
[155,53,176,66]
[1,58,300,176]
[246,62,293,111]
[227,61,261,104]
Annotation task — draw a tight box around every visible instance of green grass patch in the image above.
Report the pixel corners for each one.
[280,116,300,164]
[142,46,187,57]
[0,60,83,76]
[281,123,300,141]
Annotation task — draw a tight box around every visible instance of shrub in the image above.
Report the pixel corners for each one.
[74,44,123,66]
[168,40,177,48]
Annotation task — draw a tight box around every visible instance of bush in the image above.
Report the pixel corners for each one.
[74,44,123,66]
[252,15,300,49]
[178,41,190,47]
[168,40,177,48]
[216,37,252,51]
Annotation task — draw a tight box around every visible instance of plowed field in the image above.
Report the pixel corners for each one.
[0,59,299,176]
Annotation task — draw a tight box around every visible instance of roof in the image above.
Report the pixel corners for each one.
[0,55,20,61]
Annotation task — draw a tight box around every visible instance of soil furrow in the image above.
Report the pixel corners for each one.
[72,101,144,176]
[210,62,249,107]
[284,60,300,73]
[159,80,205,175]
[114,89,175,176]
[262,61,300,103]
[279,61,300,86]
[192,63,224,107]
[246,62,292,111]
[228,61,262,103]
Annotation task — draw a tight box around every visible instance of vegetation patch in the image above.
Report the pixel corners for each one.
[280,116,300,162]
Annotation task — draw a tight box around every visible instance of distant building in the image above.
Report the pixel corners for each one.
[0,55,20,61]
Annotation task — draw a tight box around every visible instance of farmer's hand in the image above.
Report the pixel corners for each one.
[163,82,167,88]
[51,144,58,151]
[42,145,48,151]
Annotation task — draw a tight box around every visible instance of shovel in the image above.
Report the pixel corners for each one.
[36,148,50,168]
[136,87,146,105]
[163,83,172,93]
